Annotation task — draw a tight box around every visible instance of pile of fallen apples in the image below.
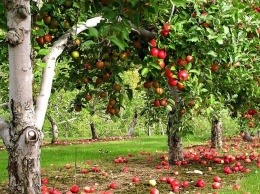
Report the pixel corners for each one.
[40,136,260,194]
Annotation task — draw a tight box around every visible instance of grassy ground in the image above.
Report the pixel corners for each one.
[0,135,259,193]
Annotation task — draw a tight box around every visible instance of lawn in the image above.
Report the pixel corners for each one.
[0,135,260,193]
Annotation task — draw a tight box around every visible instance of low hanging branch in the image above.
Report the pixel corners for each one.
[0,102,8,107]
[34,16,158,130]
[0,116,11,147]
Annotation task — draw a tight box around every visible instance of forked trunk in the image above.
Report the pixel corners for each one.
[211,115,223,149]
[167,109,184,164]
[90,122,98,139]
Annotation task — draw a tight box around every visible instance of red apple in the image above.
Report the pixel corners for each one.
[150,48,159,57]
[154,99,160,107]
[149,39,157,47]
[109,182,118,189]
[150,188,159,194]
[168,78,178,86]
[196,179,205,188]
[212,182,221,189]
[178,70,189,81]
[186,55,193,62]
[81,169,88,174]
[157,49,167,59]
[160,177,167,183]
[233,184,241,190]
[132,176,140,183]
[213,176,221,183]
[182,180,189,188]
[70,185,79,193]
[41,178,48,185]
[177,59,187,66]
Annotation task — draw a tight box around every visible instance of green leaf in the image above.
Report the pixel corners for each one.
[119,94,124,105]
[81,40,95,48]
[223,26,230,35]
[88,27,99,38]
[129,0,139,6]
[172,0,186,8]
[36,62,46,67]
[150,63,161,70]
[35,29,45,36]
[126,89,133,100]
[201,88,208,93]
[107,36,128,51]
[187,37,199,42]
[38,49,50,56]
[141,68,149,76]
[166,105,172,111]
[100,25,110,36]
[207,50,217,57]
[217,36,223,44]
[207,35,218,39]
[189,69,200,75]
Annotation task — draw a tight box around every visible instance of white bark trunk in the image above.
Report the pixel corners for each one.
[35,16,103,130]
[5,1,42,193]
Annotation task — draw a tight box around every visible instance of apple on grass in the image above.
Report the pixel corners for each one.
[150,188,159,194]
[149,179,157,186]
[212,182,221,189]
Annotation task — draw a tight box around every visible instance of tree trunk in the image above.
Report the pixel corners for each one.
[167,109,184,164]
[167,86,184,164]
[48,117,58,144]
[127,112,138,136]
[211,115,223,149]
[90,122,98,139]
[4,1,42,193]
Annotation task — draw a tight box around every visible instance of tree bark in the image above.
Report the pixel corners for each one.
[211,114,223,149]
[167,109,184,164]
[90,122,98,139]
[167,86,184,164]
[127,112,138,136]
[5,1,42,193]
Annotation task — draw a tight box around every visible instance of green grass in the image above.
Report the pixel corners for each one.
[0,136,169,183]
[1,135,259,193]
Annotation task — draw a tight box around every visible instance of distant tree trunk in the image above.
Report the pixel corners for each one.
[127,112,138,136]
[90,122,98,139]
[243,131,252,142]
[48,116,58,144]
[211,114,223,149]
[167,109,184,164]
[147,126,152,136]
[167,86,184,164]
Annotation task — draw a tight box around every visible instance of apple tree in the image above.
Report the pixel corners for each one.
[138,0,260,162]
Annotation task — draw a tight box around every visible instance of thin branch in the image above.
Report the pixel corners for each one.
[0,102,8,107]
[57,117,77,125]
[168,2,176,23]
[130,23,156,38]
[0,116,11,147]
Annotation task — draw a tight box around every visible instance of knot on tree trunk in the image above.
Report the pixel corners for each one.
[16,5,30,19]
[5,28,25,46]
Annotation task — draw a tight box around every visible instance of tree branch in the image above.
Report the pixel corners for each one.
[0,116,11,147]
[0,102,8,107]
[168,2,176,23]
[130,23,156,38]
[35,16,103,130]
